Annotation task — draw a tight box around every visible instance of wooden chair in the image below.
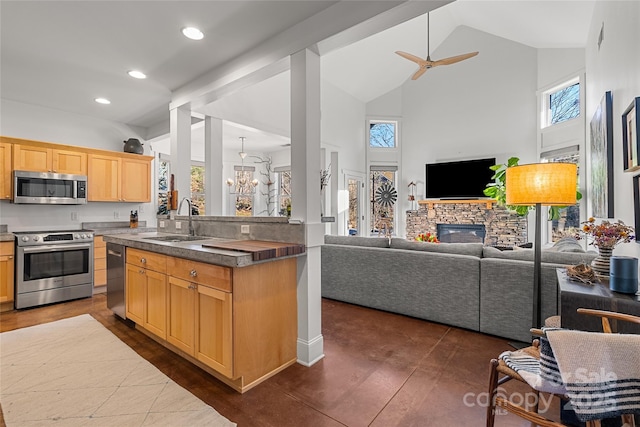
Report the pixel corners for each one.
[487,308,640,427]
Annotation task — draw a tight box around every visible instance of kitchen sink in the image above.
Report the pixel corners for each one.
[143,235,209,243]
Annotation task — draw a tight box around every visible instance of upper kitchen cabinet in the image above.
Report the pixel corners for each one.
[0,142,12,199]
[13,144,87,175]
[88,153,152,202]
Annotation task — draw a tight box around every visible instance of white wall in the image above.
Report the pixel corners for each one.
[394,26,538,236]
[320,79,366,234]
[0,99,155,232]
[537,49,585,89]
[584,0,640,261]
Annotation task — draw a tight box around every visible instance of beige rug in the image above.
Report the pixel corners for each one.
[0,314,236,426]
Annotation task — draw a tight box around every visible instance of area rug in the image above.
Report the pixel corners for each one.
[0,314,236,426]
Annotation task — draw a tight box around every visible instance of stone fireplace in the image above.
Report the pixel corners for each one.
[406,200,528,246]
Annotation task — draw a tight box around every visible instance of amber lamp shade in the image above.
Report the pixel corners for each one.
[506,163,577,206]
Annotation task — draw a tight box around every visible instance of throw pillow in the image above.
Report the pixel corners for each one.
[548,236,585,253]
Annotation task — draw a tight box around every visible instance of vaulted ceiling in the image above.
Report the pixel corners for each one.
[1,1,596,152]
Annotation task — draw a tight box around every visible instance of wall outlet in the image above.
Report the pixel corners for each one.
[159,220,165,228]
[114,211,120,219]
[71,212,78,221]
[139,205,145,214]
[175,221,182,229]
[241,224,250,234]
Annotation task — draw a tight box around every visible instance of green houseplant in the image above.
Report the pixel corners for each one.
[483,157,582,220]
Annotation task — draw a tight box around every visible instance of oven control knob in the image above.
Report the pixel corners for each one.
[81,234,87,239]
[21,236,29,242]
[33,236,40,241]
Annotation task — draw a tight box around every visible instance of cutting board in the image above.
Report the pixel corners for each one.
[202,240,305,261]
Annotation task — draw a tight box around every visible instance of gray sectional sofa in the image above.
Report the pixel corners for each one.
[321,236,597,342]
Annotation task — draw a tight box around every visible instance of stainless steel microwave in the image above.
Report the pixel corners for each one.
[13,170,87,204]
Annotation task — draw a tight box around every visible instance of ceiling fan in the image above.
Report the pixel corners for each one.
[396,12,478,80]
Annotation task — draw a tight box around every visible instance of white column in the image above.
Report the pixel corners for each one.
[330,151,339,235]
[291,48,324,366]
[204,116,223,215]
[169,104,192,211]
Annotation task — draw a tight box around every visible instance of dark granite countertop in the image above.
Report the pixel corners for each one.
[102,232,261,268]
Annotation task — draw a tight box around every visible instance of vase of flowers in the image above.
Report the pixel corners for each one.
[579,218,635,277]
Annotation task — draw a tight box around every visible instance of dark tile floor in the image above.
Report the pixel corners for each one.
[0,294,559,426]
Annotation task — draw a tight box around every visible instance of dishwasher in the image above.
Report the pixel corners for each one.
[106,243,126,319]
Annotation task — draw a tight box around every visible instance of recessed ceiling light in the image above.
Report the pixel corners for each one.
[182,27,204,40]
[95,98,111,105]
[128,70,147,79]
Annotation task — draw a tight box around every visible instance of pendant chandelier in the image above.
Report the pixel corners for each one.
[226,137,259,194]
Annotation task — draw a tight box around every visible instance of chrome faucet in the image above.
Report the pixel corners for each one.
[178,197,195,236]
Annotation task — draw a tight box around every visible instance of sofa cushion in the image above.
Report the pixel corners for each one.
[324,235,390,248]
[390,238,484,257]
[482,245,596,265]
[548,236,585,253]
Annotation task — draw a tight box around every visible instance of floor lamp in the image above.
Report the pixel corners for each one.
[506,163,577,332]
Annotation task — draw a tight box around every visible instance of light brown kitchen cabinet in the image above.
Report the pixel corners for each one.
[93,236,106,288]
[13,144,87,175]
[0,142,12,199]
[167,274,233,378]
[121,157,151,202]
[196,283,233,377]
[125,249,167,339]
[0,242,15,307]
[88,153,151,202]
[167,276,197,356]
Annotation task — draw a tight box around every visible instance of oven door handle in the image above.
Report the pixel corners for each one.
[21,243,92,253]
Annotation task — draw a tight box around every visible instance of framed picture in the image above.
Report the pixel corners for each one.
[622,97,640,172]
[590,91,614,218]
[634,174,640,242]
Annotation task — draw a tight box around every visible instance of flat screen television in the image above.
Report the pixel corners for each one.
[425,157,496,199]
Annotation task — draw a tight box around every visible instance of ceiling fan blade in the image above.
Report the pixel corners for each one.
[395,51,426,65]
[433,51,479,66]
[411,67,427,80]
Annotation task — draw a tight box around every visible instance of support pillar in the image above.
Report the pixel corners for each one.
[169,104,192,211]
[290,48,324,366]
[204,116,223,215]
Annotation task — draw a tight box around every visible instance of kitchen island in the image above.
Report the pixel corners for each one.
[103,231,303,393]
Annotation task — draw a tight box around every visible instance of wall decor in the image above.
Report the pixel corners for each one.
[590,91,614,217]
[634,174,640,242]
[622,97,640,172]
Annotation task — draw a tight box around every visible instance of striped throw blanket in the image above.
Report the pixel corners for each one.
[498,335,567,395]
[546,329,640,422]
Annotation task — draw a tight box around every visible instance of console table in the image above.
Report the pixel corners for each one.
[557,268,640,334]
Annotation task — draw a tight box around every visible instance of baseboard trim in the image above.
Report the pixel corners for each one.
[296,334,324,367]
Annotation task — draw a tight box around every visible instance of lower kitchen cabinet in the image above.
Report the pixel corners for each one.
[125,249,167,339]
[167,276,233,377]
[167,276,197,355]
[0,241,15,309]
[93,236,106,288]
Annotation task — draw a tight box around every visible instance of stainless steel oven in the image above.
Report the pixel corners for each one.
[14,230,94,309]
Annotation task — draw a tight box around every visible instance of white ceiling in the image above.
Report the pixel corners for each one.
[1,1,596,152]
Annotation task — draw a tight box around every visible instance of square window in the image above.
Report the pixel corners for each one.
[369,121,397,148]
